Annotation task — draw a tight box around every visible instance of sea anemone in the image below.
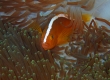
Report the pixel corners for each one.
[0,20,59,80]
[1,18,110,80]
[0,0,95,29]
[0,0,110,80]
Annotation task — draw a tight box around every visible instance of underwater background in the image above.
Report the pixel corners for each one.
[0,0,110,80]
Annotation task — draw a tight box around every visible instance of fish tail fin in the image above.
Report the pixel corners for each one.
[82,13,92,22]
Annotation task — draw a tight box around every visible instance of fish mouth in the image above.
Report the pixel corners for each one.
[42,43,50,50]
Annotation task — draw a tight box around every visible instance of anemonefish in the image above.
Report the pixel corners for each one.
[41,14,92,50]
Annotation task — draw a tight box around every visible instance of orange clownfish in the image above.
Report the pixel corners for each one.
[41,14,92,50]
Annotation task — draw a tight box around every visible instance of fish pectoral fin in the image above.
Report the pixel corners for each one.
[57,29,72,45]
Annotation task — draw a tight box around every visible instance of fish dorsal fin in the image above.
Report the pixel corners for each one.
[27,20,42,33]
